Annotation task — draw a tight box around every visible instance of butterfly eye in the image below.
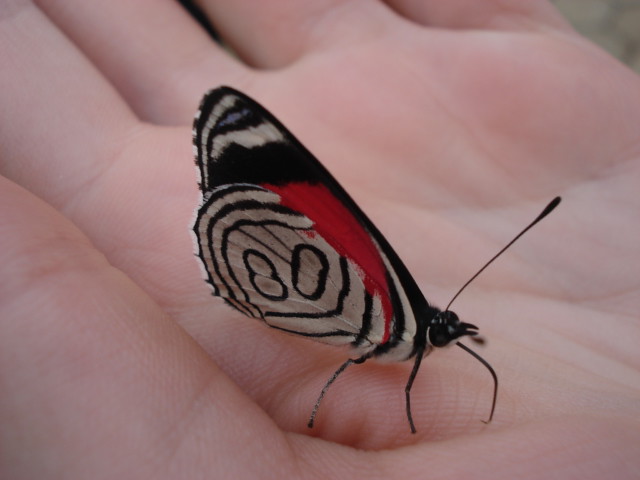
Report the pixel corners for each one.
[427,312,457,347]
[428,325,451,347]
[428,311,477,347]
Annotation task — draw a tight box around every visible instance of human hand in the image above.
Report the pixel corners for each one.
[1,1,639,478]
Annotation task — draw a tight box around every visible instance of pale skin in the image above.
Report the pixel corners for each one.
[1,0,639,478]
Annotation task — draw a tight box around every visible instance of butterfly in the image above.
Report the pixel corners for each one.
[192,86,560,433]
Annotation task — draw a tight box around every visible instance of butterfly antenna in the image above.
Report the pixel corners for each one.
[445,197,561,311]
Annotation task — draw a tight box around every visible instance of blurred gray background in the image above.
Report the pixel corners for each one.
[179,0,640,73]
[554,0,640,72]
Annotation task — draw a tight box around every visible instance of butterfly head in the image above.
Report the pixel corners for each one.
[427,310,479,348]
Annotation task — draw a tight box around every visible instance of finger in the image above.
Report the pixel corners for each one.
[0,2,137,201]
[35,0,248,124]
[386,0,572,31]
[0,3,197,293]
[0,176,292,477]
[197,0,398,67]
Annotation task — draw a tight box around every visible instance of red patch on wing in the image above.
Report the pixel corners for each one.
[263,182,392,343]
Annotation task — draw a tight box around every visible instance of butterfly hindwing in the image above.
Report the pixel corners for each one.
[193,87,426,360]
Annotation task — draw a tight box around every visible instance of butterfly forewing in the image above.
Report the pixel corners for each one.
[193,87,422,359]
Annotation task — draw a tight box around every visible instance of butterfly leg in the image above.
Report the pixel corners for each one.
[404,347,426,434]
[307,354,370,429]
[456,341,498,424]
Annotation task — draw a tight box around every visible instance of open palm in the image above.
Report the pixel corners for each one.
[1,1,639,478]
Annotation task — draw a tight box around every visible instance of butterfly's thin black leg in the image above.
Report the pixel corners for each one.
[456,341,498,424]
[405,346,425,434]
[308,354,369,429]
